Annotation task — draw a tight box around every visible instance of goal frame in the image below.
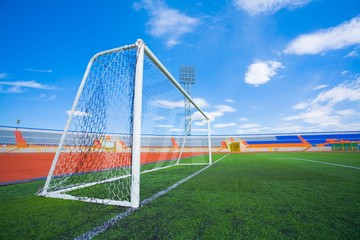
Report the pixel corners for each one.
[39,39,212,208]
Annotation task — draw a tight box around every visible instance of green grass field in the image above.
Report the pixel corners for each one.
[1,152,359,239]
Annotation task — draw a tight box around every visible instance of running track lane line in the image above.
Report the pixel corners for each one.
[283,157,360,170]
[75,153,230,240]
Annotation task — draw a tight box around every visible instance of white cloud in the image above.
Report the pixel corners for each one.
[207,105,236,121]
[238,123,261,129]
[67,110,90,117]
[194,121,206,126]
[215,105,236,113]
[153,116,166,121]
[0,80,55,90]
[191,111,209,121]
[270,124,308,133]
[239,117,249,121]
[244,60,284,86]
[214,122,237,128]
[237,126,271,134]
[43,94,56,101]
[191,128,209,132]
[335,109,357,116]
[0,85,24,93]
[285,78,360,130]
[155,124,174,128]
[24,94,57,101]
[155,98,234,123]
[284,17,360,55]
[170,128,183,132]
[156,97,208,109]
[292,102,308,110]
[134,0,200,47]
[193,98,209,108]
[345,50,359,58]
[156,100,183,109]
[313,79,360,104]
[0,80,57,93]
[234,0,312,15]
[192,104,236,122]
[0,73,8,79]
[313,84,328,90]
[341,70,349,76]
[285,104,340,126]
[24,68,53,73]
[225,98,234,103]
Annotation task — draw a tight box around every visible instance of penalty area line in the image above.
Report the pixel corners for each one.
[286,157,360,170]
[75,153,230,240]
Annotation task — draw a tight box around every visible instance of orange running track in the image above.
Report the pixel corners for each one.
[0,152,203,184]
[0,153,54,184]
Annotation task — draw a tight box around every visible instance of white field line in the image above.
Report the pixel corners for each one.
[75,153,230,240]
[284,157,360,170]
[140,164,175,174]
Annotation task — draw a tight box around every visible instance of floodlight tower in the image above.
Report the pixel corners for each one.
[180,66,195,135]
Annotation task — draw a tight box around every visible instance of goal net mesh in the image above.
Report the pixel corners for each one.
[40,41,210,207]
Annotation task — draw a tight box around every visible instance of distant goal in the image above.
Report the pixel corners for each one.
[39,39,212,208]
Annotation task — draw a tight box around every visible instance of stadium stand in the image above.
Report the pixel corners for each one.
[0,126,359,152]
[302,133,360,146]
[0,129,16,145]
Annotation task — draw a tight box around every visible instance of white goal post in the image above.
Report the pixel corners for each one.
[39,39,212,208]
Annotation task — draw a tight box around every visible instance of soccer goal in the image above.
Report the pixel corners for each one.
[39,39,212,208]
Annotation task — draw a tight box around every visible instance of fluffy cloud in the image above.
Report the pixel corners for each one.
[313,84,328,90]
[0,73,8,79]
[335,109,357,116]
[214,122,237,128]
[215,105,236,113]
[285,104,342,127]
[0,85,24,93]
[234,0,312,15]
[67,110,90,117]
[206,105,236,121]
[22,94,57,101]
[270,124,308,133]
[344,50,359,58]
[191,104,236,122]
[284,17,360,55]
[24,69,53,73]
[292,102,308,110]
[134,0,200,47]
[156,100,184,109]
[314,79,360,104]
[193,98,209,108]
[156,97,208,109]
[238,123,261,129]
[0,80,53,89]
[237,123,271,134]
[244,61,284,86]
[0,80,57,93]
[285,78,360,129]
[156,97,235,123]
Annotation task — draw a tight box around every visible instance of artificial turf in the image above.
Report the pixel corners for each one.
[0,152,359,239]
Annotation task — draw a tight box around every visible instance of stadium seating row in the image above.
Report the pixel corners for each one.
[0,127,359,148]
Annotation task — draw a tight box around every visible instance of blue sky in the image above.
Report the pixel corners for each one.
[0,0,359,134]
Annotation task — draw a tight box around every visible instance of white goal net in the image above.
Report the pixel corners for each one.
[39,40,212,208]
